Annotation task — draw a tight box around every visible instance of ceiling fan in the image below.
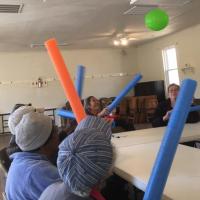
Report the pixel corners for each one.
[29,30,148,48]
[70,30,150,46]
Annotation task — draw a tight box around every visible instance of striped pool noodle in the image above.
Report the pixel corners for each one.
[143,79,197,200]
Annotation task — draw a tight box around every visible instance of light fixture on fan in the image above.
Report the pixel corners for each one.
[113,40,120,46]
[120,38,128,46]
[130,0,138,5]
[113,38,130,46]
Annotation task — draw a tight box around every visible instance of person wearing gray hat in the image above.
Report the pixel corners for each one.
[6,104,34,156]
[39,116,114,200]
[5,106,61,200]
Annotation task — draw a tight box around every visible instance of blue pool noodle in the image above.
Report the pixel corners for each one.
[169,105,200,117]
[75,65,85,98]
[143,79,197,200]
[107,73,142,112]
[189,105,200,112]
[56,109,75,119]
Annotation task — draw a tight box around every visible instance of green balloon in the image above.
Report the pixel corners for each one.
[145,8,169,31]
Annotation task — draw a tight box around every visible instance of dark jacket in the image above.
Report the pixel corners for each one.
[152,99,200,127]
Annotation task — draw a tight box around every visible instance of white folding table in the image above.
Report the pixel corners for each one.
[112,123,200,200]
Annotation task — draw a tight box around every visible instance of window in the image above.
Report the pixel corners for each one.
[162,46,180,86]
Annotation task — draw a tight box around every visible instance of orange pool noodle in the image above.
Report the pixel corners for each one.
[45,38,86,123]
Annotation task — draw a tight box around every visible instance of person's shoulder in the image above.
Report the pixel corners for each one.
[41,181,66,193]
[31,159,58,174]
[28,161,60,191]
[40,181,93,200]
[26,155,59,179]
[39,181,70,200]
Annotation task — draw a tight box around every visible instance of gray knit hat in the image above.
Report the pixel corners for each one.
[57,116,113,197]
[15,112,52,151]
[8,106,35,135]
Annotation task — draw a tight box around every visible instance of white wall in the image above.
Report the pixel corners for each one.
[4,21,200,114]
[0,48,138,113]
[136,23,200,97]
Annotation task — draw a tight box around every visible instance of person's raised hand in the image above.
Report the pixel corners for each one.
[98,108,110,117]
[163,110,172,121]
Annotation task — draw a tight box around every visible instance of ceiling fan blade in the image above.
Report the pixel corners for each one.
[30,43,72,48]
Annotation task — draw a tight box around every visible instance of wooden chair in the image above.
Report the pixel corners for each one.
[144,95,158,122]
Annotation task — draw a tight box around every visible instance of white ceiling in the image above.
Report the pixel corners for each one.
[0,0,200,51]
